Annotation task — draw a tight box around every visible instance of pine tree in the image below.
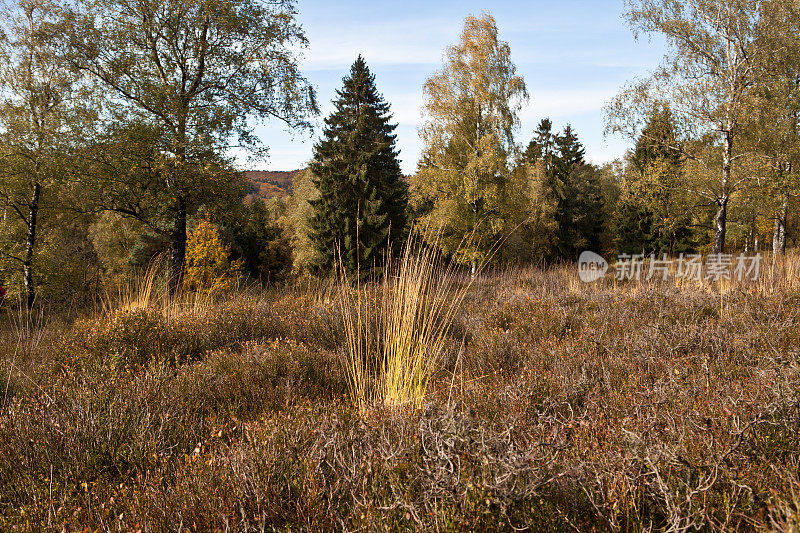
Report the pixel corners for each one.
[551,125,604,258]
[309,56,407,276]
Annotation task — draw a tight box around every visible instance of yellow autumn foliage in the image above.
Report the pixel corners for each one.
[184,219,243,292]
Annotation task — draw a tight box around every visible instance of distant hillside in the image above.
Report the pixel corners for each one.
[244,169,303,200]
[243,169,411,202]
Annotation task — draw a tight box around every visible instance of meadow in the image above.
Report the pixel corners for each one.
[1,256,799,531]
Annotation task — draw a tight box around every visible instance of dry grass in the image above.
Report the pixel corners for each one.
[1,256,799,531]
[339,236,473,411]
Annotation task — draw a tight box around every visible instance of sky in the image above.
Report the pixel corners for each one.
[245,0,669,175]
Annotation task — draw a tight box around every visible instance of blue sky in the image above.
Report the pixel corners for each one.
[245,0,667,174]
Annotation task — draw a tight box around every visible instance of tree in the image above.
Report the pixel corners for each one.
[523,119,563,206]
[500,159,558,263]
[630,106,682,176]
[227,199,292,283]
[0,0,89,308]
[275,168,319,275]
[608,0,774,253]
[749,0,800,255]
[88,211,146,287]
[184,218,242,292]
[523,119,558,172]
[615,106,695,255]
[524,123,606,259]
[614,182,656,255]
[308,56,408,276]
[411,14,528,274]
[66,0,318,293]
[553,132,606,259]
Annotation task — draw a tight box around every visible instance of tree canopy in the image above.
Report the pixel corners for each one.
[411,13,528,273]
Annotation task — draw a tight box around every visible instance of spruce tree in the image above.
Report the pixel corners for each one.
[523,118,563,198]
[553,126,604,258]
[309,56,408,276]
[630,107,682,175]
[524,119,557,171]
[614,106,694,255]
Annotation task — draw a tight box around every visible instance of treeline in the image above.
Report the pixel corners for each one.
[300,7,800,279]
[0,0,317,307]
[1,1,799,308]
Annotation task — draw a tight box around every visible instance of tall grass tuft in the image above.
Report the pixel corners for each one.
[339,234,472,411]
[100,254,217,319]
[100,255,167,316]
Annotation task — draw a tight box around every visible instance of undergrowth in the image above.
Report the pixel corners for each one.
[0,259,799,531]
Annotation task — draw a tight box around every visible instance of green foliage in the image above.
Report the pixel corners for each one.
[0,0,93,307]
[66,0,318,289]
[88,212,148,288]
[607,0,785,254]
[309,57,408,277]
[412,14,528,272]
[498,160,559,263]
[228,199,293,284]
[523,121,608,259]
[614,106,696,255]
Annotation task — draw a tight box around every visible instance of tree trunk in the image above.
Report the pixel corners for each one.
[471,200,478,277]
[745,226,751,253]
[23,182,41,310]
[773,196,788,256]
[713,196,728,255]
[714,130,733,255]
[168,115,188,297]
[168,197,187,296]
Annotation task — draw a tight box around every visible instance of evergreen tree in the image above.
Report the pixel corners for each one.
[552,126,604,258]
[613,190,655,255]
[309,56,408,276]
[523,118,563,199]
[524,119,557,172]
[614,106,694,255]
[523,122,606,259]
[630,107,682,175]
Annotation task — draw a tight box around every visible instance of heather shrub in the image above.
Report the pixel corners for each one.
[2,263,800,530]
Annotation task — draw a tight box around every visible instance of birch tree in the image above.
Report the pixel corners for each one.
[607,0,773,253]
[66,0,317,293]
[752,0,800,255]
[0,0,89,308]
[411,13,527,273]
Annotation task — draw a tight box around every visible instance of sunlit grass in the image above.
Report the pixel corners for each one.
[100,254,226,320]
[338,234,473,411]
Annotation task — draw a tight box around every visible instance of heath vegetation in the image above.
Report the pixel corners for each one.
[1,257,800,530]
[1,0,800,530]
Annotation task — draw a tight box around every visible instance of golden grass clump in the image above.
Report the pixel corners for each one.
[339,235,471,411]
[100,254,219,320]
